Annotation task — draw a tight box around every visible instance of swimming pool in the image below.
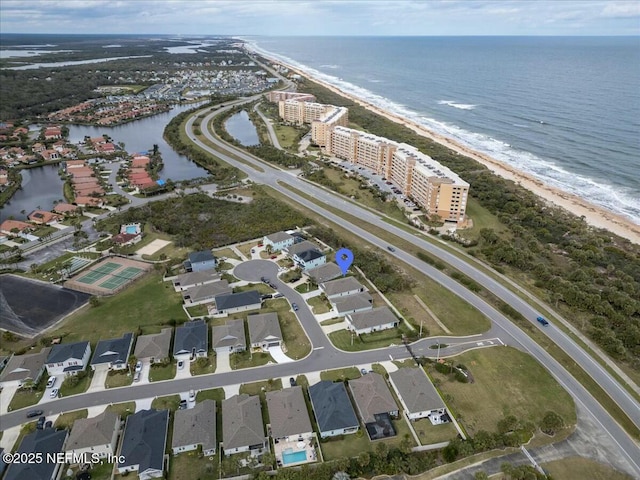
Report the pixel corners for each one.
[125,225,138,234]
[282,449,307,465]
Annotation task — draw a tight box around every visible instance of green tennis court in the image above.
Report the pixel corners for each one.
[98,267,144,290]
[76,262,121,285]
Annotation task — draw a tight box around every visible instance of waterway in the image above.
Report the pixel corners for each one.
[0,165,64,221]
[1,103,210,221]
[225,110,260,146]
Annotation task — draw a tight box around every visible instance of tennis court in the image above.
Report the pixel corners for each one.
[75,262,121,284]
[98,266,144,290]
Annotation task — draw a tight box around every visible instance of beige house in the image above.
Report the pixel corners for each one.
[134,328,172,364]
[222,394,268,456]
[172,400,216,456]
[65,411,120,463]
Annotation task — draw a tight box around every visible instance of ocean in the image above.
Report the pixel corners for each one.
[247,36,640,224]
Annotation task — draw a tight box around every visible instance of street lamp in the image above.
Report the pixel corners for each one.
[436,341,441,362]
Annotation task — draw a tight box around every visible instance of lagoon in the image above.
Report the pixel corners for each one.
[225,110,259,146]
[0,165,64,221]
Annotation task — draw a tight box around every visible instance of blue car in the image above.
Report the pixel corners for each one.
[537,316,549,326]
[292,303,299,311]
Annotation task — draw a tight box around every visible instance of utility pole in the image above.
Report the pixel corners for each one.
[436,341,440,362]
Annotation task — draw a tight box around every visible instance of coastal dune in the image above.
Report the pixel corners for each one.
[260,53,640,245]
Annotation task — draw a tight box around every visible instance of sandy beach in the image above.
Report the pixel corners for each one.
[258,52,640,245]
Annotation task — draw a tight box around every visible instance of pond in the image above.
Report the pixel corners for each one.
[225,110,260,146]
[1,165,64,221]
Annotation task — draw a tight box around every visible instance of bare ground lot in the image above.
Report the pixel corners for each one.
[0,274,90,337]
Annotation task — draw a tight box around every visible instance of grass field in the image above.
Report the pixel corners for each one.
[49,272,186,345]
[272,123,303,150]
[542,457,633,480]
[214,247,241,260]
[105,370,133,388]
[149,362,176,382]
[429,347,576,436]
[412,418,458,445]
[320,430,371,461]
[460,197,511,242]
[261,298,311,359]
[195,388,225,403]
[320,367,361,382]
[169,451,219,480]
[191,354,217,375]
[329,324,413,351]
[151,394,181,411]
[231,351,273,370]
[54,409,88,429]
[105,402,135,420]
[307,295,330,314]
[8,389,43,411]
[60,372,93,397]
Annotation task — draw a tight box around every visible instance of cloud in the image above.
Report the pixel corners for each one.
[601,1,640,18]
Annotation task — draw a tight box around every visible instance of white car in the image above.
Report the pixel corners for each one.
[188,390,196,402]
[49,389,59,398]
[135,361,142,372]
[46,377,56,389]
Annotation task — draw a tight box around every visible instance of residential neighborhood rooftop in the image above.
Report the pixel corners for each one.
[222,394,266,451]
[172,269,221,288]
[90,332,133,367]
[173,320,208,356]
[118,409,169,473]
[347,306,398,331]
[306,262,343,283]
[172,400,216,454]
[248,312,282,345]
[46,341,89,364]
[134,327,172,360]
[332,292,373,314]
[65,411,119,452]
[215,290,262,311]
[309,381,359,433]
[320,276,365,297]
[266,386,312,439]
[265,231,293,243]
[212,320,246,350]
[389,367,445,413]
[182,280,232,302]
[0,347,50,384]
[286,240,321,256]
[349,372,398,423]
[3,428,68,480]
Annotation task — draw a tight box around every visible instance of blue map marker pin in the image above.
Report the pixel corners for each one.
[335,248,354,276]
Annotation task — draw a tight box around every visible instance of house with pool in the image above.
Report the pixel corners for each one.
[266,387,318,467]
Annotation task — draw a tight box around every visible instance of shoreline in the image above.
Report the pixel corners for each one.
[255,49,640,245]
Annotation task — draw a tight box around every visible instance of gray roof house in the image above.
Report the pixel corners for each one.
[4,428,68,480]
[388,367,447,420]
[320,276,366,299]
[172,400,217,456]
[349,372,399,440]
[248,312,282,350]
[212,321,246,354]
[117,409,169,480]
[90,333,134,370]
[263,231,294,251]
[308,381,360,438]
[332,292,373,317]
[173,320,208,360]
[266,386,313,441]
[45,341,91,376]
[306,262,342,284]
[222,394,268,456]
[182,280,231,305]
[184,250,217,272]
[0,347,50,387]
[285,240,320,257]
[172,269,221,291]
[214,290,262,315]
[293,248,326,270]
[134,328,172,363]
[346,306,399,335]
[65,411,120,461]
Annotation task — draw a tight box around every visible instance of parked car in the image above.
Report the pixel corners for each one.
[261,294,273,300]
[260,276,267,282]
[133,371,141,382]
[387,246,396,252]
[135,361,142,372]
[46,377,56,389]
[179,399,187,410]
[270,255,277,259]
[273,293,284,298]
[189,390,196,402]
[44,421,53,429]
[360,368,368,375]
[36,416,46,429]
[49,388,59,398]
[289,377,297,387]
[26,410,43,418]
[178,360,185,370]
[537,316,550,326]
[292,303,299,311]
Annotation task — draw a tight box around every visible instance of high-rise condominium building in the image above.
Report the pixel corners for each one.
[276,99,349,147]
[327,126,470,224]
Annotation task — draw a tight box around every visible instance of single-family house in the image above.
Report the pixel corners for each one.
[346,306,399,335]
[292,248,326,271]
[45,341,91,376]
[306,262,342,284]
[320,276,366,300]
[349,372,399,440]
[212,321,246,354]
[90,332,134,371]
[3,428,68,480]
[0,347,50,389]
[308,381,359,438]
[172,269,221,292]
[182,280,231,306]
[222,394,268,456]
[65,160,86,169]
[52,202,79,216]
[65,411,120,462]
[331,293,373,317]
[285,240,320,257]
[74,196,103,207]
[134,328,172,364]
[111,233,142,246]
[214,290,262,316]
[248,312,283,351]
[388,367,448,422]
[0,219,32,235]
[172,400,217,456]
[173,320,208,361]
[266,386,313,442]
[184,250,217,272]
[263,231,294,252]
[116,409,169,480]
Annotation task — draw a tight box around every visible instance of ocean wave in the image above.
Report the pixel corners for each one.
[245,40,640,225]
[320,64,339,69]
[438,100,477,110]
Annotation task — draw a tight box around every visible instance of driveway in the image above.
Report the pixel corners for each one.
[175,362,192,379]
[0,384,20,414]
[269,345,294,364]
[216,351,232,373]
[87,367,109,392]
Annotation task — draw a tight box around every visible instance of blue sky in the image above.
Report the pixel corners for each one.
[1,0,639,36]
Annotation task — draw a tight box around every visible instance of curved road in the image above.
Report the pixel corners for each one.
[188,104,640,475]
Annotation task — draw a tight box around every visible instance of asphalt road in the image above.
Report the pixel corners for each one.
[186,104,640,475]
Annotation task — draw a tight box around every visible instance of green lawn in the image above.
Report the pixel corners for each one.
[8,389,44,411]
[261,298,311,359]
[54,409,88,429]
[186,304,209,317]
[60,371,93,397]
[319,430,371,461]
[320,367,361,382]
[412,418,458,445]
[429,347,576,436]
[234,283,274,294]
[105,402,135,420]
[151,394,181,411]
[105,370,133,388]
[149,362,176,382]
[142,241,189,262]
[169,451,219,480]
[329,325,413,351]
[195,388,225,403]
[543,456,634,480]
[84,462,114,480]
[52,273,186,345]
[460,197,510,242]
[231,351,273,370]
[307,295,330,314]
[239,379,283,399]
[236,242,256,259]
[214,247,241,260]
[191,354,217,375]
[272,123,304,150]
[32,226,57,238]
